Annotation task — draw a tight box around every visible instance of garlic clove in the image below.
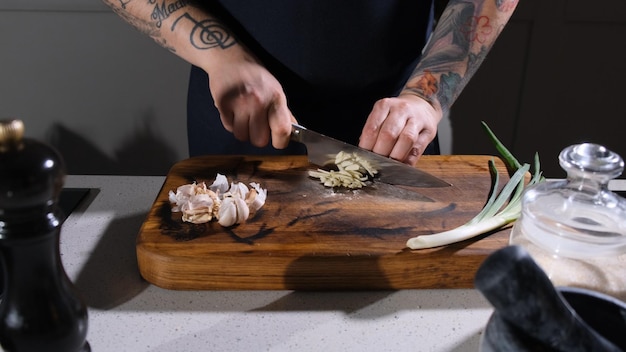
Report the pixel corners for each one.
[218,197,238,227]
[234,196,250,224]
[218,195,250,227]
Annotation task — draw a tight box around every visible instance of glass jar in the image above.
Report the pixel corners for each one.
[509,143,626,301]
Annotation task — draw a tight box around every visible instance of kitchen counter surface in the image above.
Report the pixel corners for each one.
[61,175,493,352]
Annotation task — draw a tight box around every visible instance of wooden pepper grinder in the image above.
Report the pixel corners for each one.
[0,119,90,352]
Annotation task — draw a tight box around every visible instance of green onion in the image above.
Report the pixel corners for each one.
[405,121,544,250]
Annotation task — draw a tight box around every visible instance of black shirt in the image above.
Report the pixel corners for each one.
[187,0,438,156]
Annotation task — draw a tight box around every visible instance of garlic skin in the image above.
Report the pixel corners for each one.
[180,191,219,224]
[169,174,267,227]
[169,182,220,222]
[182,207,213,224]
[169,182,208,212]
[246,182,267,214]
[209,173,229,195]
[227,182,248,198]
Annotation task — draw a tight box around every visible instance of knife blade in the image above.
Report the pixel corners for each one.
[290,124,451,187]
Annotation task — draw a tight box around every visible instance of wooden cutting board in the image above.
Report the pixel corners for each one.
[136,155,513,290]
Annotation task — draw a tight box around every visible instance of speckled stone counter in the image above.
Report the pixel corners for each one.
[60,175,493,352]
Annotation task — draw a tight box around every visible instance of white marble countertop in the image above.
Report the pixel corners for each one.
[60,175,493,352]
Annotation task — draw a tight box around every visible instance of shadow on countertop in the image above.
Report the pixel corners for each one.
[47,120,179,176]
[72,212,150,310]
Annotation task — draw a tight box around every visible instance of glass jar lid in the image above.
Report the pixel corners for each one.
[520,143,626,258]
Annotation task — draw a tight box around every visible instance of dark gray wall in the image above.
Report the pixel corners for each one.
[1,0,189,175]
[451,0,626,178]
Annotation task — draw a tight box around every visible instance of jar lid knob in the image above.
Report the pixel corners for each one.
[559,143,624,180]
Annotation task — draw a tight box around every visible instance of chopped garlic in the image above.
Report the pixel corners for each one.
[309,151,378,189]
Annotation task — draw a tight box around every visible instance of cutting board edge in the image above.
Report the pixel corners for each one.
[136,240,494,290]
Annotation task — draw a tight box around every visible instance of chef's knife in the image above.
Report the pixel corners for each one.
[290,124,451,187]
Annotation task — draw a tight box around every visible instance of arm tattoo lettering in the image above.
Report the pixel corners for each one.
[171,13,236,50]
[152,0,189,28]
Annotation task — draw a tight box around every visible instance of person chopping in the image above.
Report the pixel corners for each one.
[103,0,519,166]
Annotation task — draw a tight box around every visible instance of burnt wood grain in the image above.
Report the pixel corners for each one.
[136,155,513,290]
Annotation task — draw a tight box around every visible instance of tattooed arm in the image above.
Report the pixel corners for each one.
[359,0,519,165]
[102,0,295,149]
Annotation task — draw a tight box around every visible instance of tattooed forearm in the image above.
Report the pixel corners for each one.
[102,0,237,54]
[405,1,476,109]
[171,13,236,50]
[403,0,518,113]
[496,0,518,11]
[414,2,474,76]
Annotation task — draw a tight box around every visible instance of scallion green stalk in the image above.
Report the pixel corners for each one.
[405,122,544,250]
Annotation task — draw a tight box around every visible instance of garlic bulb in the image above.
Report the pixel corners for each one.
[168,182,220,223]
[169,174,267,227]
[217,195,250,227]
